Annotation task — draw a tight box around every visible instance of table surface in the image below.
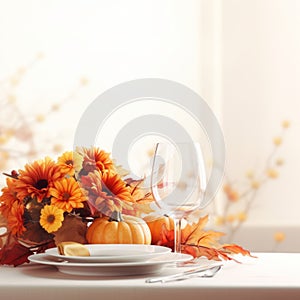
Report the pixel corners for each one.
[1,252,300,300]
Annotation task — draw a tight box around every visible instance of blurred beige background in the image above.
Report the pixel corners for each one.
[0,0,299,251]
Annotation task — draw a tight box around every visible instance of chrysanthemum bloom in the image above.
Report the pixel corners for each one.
[57,151,83,177]
[81,170,134,215]
[0,178,19,218]
[49,177,86,212]
[14,157,63,203]
[79,147,115,175]
[39,205,64,233]
[7,201,26,236]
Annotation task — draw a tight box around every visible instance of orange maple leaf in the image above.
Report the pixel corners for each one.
[157,214,254,262]
[221,244,256,257]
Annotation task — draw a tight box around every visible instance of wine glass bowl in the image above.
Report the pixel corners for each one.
[150,142,207,252]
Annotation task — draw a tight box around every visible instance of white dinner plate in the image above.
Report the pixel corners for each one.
[45,244,171,263]
[28,252,193,277]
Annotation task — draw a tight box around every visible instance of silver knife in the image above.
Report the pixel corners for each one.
[145,265,222,283]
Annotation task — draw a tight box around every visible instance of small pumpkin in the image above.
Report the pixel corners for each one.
[86,211,151,244]
[144,214,174,245]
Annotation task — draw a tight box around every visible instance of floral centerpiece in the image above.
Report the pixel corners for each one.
[0,147,252,266]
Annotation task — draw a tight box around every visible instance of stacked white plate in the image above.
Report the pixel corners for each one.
[28,244,193,276]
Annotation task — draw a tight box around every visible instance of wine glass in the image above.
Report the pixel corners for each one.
[150,142,207,253]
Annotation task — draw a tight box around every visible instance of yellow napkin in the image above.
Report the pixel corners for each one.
[57,242,90,256]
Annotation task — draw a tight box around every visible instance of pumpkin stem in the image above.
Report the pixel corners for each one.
[109,211,123,222]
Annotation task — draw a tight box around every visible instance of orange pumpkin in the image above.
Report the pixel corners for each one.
[86,211,151,244]
[144,214,174,244]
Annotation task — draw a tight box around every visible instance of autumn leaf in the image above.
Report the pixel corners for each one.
[21,221,53,244]
[182,215,225,247]
[157,223,174,250]
[53,214,87,245]
[0,234,33,266]
[124,177,154,217]
[0,242,33,266]
[221,244,257,258]
[156,214,254,262]
[129,199,154,217]
[183,245,222,261]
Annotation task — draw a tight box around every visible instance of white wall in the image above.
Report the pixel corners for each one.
[216,0,300,251]
[0,0,205,164]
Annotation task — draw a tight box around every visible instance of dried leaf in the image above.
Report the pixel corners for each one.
[221,244,257,258]
[53,214,87,245]
[21,221,53,244]
[0,234,33,266]
[131,200,154,217]
[183,245,222,261]
[182,215,224,248]
[156,214,254,262]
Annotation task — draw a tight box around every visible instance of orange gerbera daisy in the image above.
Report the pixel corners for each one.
[49,177,86,212]
[0,178,19,218]
[79,147,115,175]
[57,151,83,177]
[14,157,63,203]
[6,201,26,236]
[40,205,64,233]
[81,170,134,215]
[101,171,134,201]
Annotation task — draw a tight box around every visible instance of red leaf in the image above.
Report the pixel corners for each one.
[0,240,33,266]
[157,224,174,250]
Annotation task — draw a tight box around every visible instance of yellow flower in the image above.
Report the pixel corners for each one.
[274,231,285,243]
[273,137,282,146]
[49,177,86,212]
[282,120,290,128]
[215,216,225,226]
[40,205,64,233]
[80,77,89,86]
[245,170,254,179]
[79,147,115,175]
[57,151,83,177]
[267,169,279,179]
[226,214,236,223]
[251,180,260,189]
[35,114,45,122]
[237,212,247,222]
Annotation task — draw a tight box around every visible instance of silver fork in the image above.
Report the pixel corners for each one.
[145,265,222,283]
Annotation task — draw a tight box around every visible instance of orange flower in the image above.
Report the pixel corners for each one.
[274,231,285,243]
[14,157,63,202]
[0,178,19,218]
[223,184,240,202]
[49,177,86,212]
[267,168,279,179]
[79,147,115,175]
[57,151,83,177]
[101,171,134,201]
[39,205,64,233]
[6,201,26,236]
[81,170,134,215]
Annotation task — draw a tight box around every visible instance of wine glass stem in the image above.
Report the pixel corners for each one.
[173,217,182,253]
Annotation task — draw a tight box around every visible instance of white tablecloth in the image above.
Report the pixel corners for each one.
[0,252,299,300]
